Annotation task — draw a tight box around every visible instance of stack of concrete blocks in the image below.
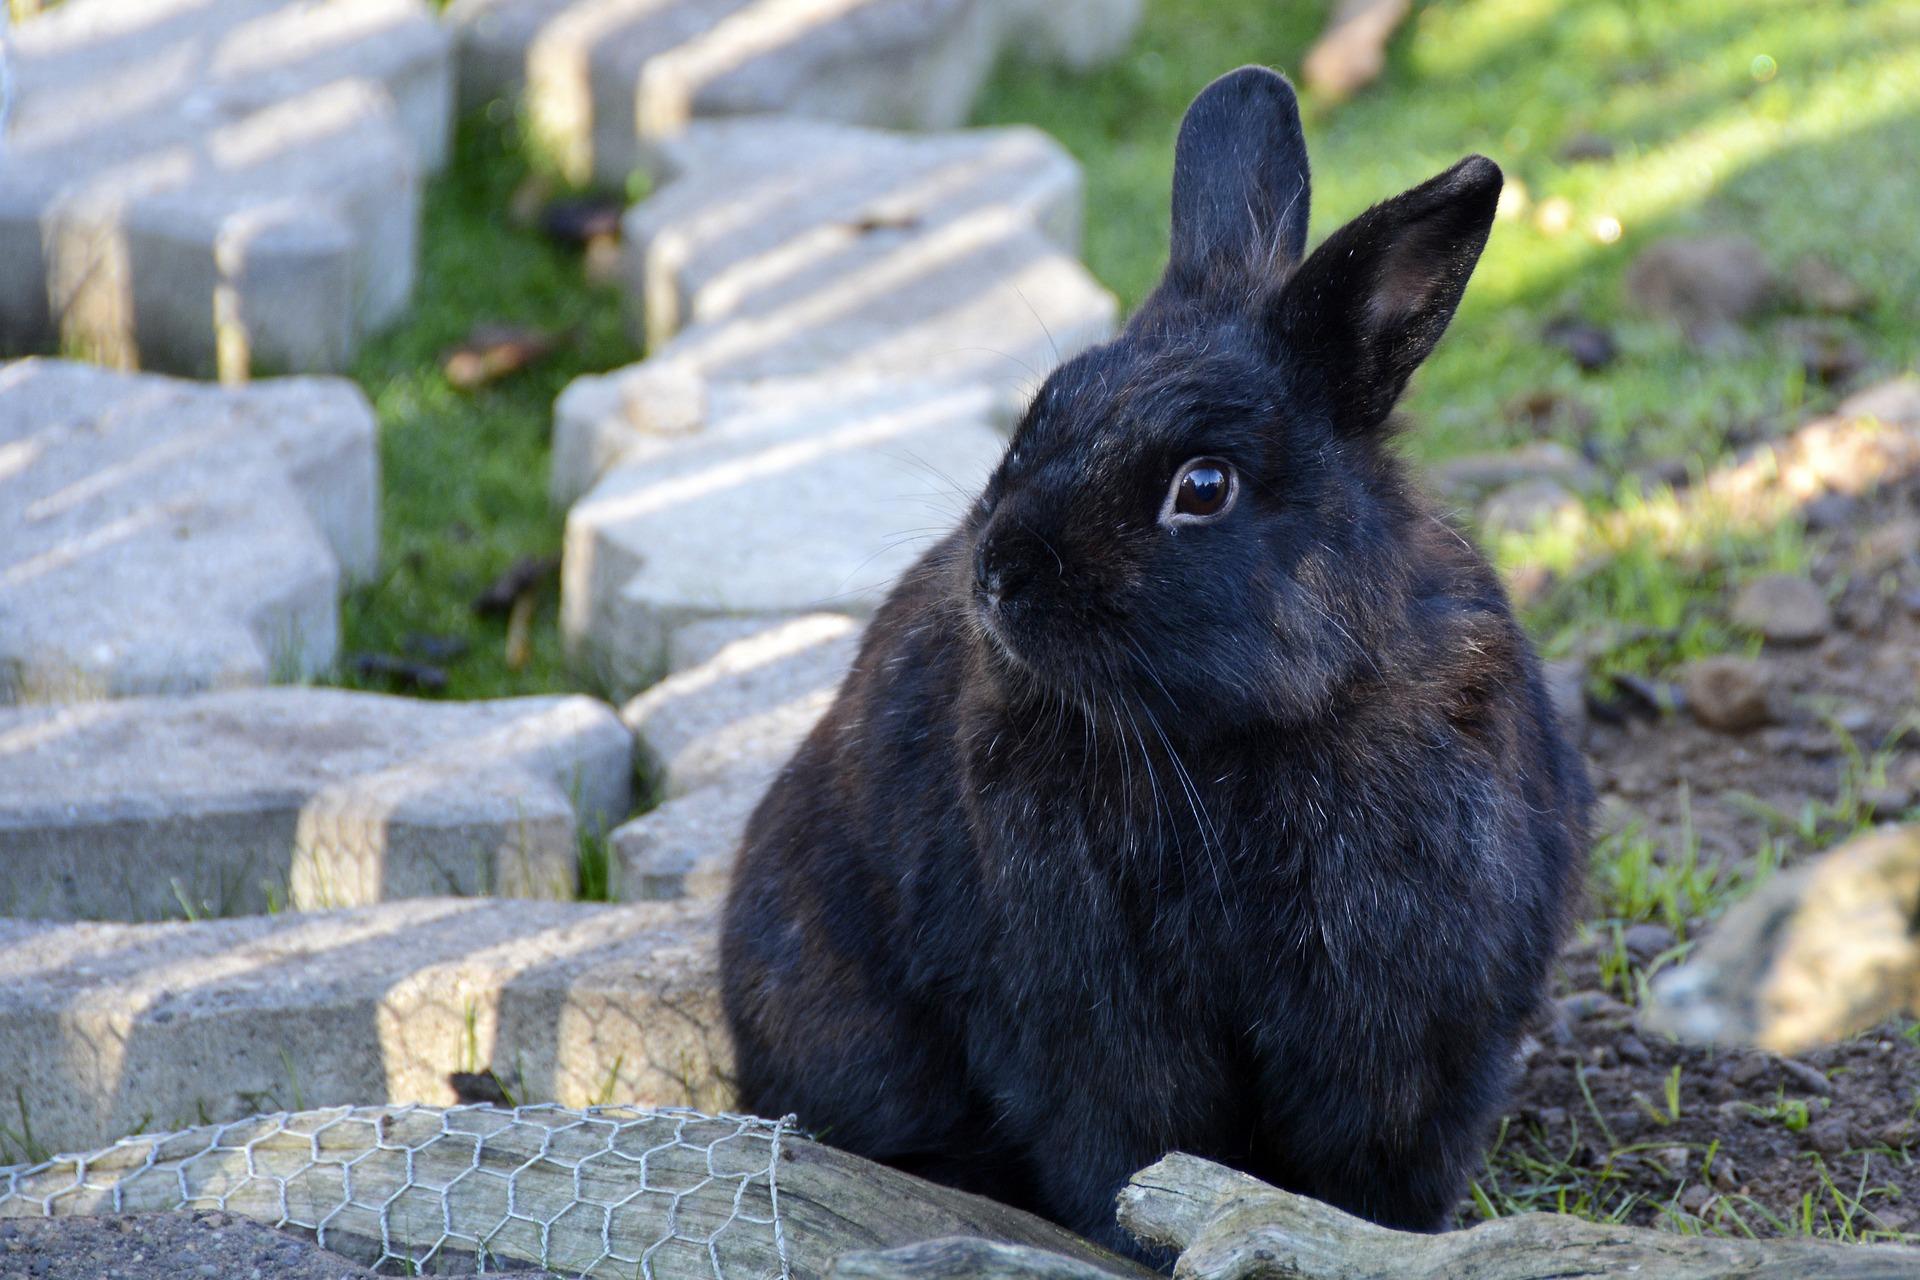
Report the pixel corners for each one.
[0,0,452,377]
[0,354,687,1155]
[554,117,1119,901]
[0,0,669,1155]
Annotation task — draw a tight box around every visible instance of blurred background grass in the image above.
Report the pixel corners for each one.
[339,0,1920,700]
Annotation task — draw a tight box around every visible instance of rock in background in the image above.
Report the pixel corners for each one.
[1645,824,1920,1054]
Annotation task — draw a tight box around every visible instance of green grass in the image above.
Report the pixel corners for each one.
[338,108,630,702]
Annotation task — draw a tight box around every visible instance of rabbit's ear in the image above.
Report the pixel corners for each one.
[1272,155,1502,436]
[1168,66,1311,288]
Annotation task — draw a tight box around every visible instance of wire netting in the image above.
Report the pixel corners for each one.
[0,1104,796,1279]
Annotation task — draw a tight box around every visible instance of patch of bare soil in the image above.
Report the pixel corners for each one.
[1581,471,1920,882]
[1468,446,1920,1240]
[1489,994,1920,1239]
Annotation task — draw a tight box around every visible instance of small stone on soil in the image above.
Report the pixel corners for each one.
[1623,923,1677,960]
[1543,316,1618,371]
[1682,655,1773,732]
[1801,492,1862,532]
[1806,1115,1851,1156]
[1478,478,1581,534]
[1730,574,1833,644]
[1789,256,1872,315]
[1625,234,1778,344]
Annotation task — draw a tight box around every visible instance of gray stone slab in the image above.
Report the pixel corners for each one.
[0,0,452,376]
[551,220,1112,502]
[612,779,760,901]
[626,612,858,793]
[448,0,1142,186]
[560,379,991,692]
[0,898,723,1160]
[0,360,378,703]
[448,0,996,186]
[0,688,634,922]
[994,0,1143,68]
[611,613,858,901]
[627,116,1083,348]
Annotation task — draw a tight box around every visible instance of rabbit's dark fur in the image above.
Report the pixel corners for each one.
[721,66,1589,1257]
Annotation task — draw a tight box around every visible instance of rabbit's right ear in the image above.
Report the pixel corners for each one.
[1168,66,1312,290]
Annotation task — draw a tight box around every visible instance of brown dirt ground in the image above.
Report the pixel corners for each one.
[1470,456,1920,1240]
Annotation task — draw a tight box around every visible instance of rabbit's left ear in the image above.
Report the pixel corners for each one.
[1271,155,1503,436]
[1168,66,1312,289]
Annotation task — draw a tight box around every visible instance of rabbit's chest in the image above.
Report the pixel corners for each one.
[960,733,1492,989]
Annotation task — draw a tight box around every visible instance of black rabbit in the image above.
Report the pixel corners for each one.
[721,66,1589,1257]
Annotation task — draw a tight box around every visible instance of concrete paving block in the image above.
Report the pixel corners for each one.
[560,379,991,693]
[448,0,1140,185]
[993,0,1144,69]
[0,360,378,703]
[446,0,1000,186]
[0,0,452,376]
[610,613,859,901]
[626,116,1083,348]
[612,780,761,901]
[625,612,858,793]
[551,222,1112,502]
[0,688,635,922]
[0,898,724,1160]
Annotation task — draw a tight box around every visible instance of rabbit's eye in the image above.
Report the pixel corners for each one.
[1168,458,1236,522]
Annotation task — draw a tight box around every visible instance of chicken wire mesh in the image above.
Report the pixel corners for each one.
[0,1104,796,1279]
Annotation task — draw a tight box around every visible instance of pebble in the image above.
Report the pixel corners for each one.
[1543,317,1618,372]
[1789,256,1872,315]
[1711,1157,1740,1191]
[1860,784,1915,818]
[1730,574,1833,644]
[1679,1184,1714,1214]
[1616,1035,1654,1067]
[1805,1115,1851,1156]
[1559,990,1632,1022]
[1625,234,1777,345]
[1478,478,1581,535]
[1800,492,1861,533]
[1622,923,1676,961]
[1654,1145,1691,1175]
[1779,1058,1834,1096]
[1856,517,1920,572]
[1681,655,1773,732]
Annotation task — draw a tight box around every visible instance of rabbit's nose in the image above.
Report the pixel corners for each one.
[974,545,1004,604]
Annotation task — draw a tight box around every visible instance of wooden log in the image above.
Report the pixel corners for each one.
[0,1105,1149,1279]
[1117,1153,1920,1280]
